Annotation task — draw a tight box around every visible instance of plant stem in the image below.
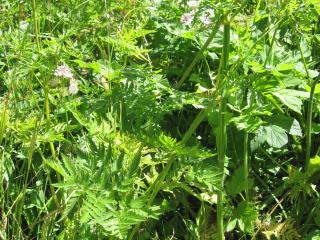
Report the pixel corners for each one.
[44,88,57,161]
[216,20,230,240]
[32,0,57,164]
[294,31,318,170]
[176,19,223,89]
[305,75,318,170]
[0,96,8,145]
[243,131,249,201]
[31,0,40,51]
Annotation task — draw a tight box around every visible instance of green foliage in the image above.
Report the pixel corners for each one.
[226,201,258,234]
[48,137,164,239]
[0,0,319,239]
[226,167,253,195]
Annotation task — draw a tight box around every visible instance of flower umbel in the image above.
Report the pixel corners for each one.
[187,0,200,9]
[53,64,79,94]
[200,13,211,27]
[180,11,195,26]
[54,64,74,79]
[68,78,79,95]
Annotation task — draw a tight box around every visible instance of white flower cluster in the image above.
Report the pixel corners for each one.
[54,64,74,79]
[54,64,79,95]
[68,78,79,95]
[199,11,213,27]
[187,0,200,9]
[180,1,215,28]
[180,10,196,26]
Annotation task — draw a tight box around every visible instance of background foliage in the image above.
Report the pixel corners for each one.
[0,0,319,239]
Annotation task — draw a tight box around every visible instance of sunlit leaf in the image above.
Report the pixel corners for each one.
[272,89,309,114]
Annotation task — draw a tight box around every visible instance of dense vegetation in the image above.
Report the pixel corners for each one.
[0,0,319,239]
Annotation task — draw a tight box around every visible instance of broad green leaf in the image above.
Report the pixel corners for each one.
[230,115,263,132]
[165,23,196,40]
[44,159,69,178]
[272,89,309,114]
[289,120,302,136]
[265,125,288,148]
[281,76,304,87]
[180,30,196,39]
[276,63,295,72]
[248,61,265,73]
[37,132,65,143]
[208,51,219,60]
[255,77,280,92]
[295,62,319,78]
[226,218,237,232]
[251,125,288,149]
[251,126,267,151]
[267,115,302,137]
[73,60,101,73]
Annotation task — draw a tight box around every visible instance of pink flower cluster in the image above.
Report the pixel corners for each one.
[54,64,79,95]
[54,64,74,79]
[180,11,196,26]
[180,1,214,28]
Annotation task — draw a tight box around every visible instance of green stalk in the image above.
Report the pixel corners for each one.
[294,31,318,170]
[176,19,223,89]
[305,76,318,170]
[243,131,249,201]
[0,96,8,145]
[216,21,230,240]
[32,0,57,163]
[43,75,61,186]
[44,88,56,160]
[31,0,40,51]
